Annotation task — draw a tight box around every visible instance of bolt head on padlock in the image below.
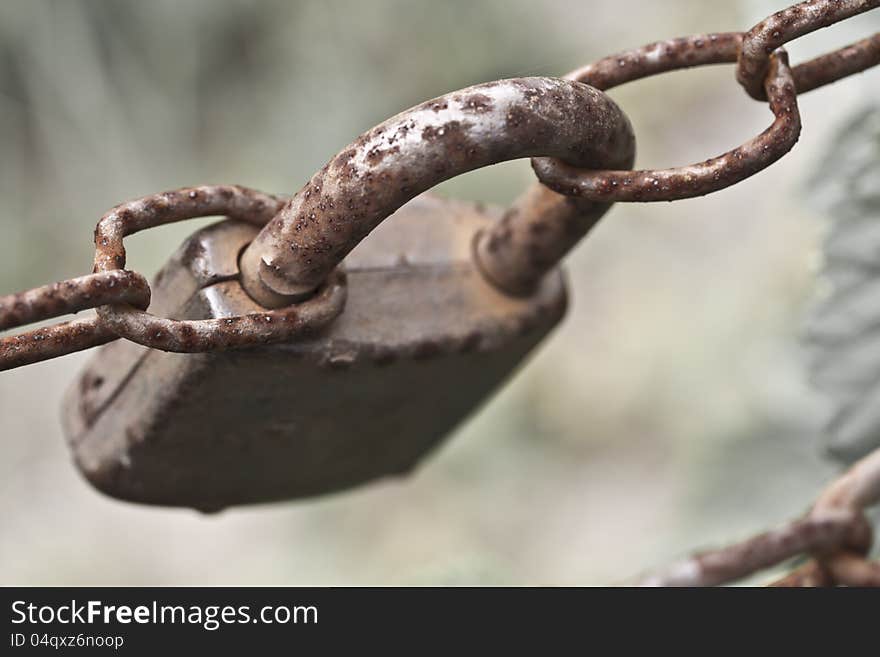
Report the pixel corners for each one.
[62,194,567,512]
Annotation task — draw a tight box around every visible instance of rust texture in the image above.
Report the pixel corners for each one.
[641,510,865,587]
[565,28,879,96]
[790,32,880,93]
[474,184,612,295]
[98,270,346,352]
[242,2,879,298]
[92,184,284,273]
[1,0,880,584]
[5,1,879,363]
[0,269,150,331]
[0,270,150,371]
[0,185,349,370]
[63,199,569,510]
[238,77,636,303]
[737,0,880,100]
[1,318,116,371]
[640,444,880,587]
[92,185,347,352]
[474,34,741,294]
[567,32,742,89]
[532,46,801,203]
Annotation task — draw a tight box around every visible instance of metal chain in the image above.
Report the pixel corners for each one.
[0,270,151,370]
[532,42,801,202]
[529,1,880,202]
[3,0,876,366]
[639,443,880,587]
[242,0,880,299]
[1,185,347,370]
[238,77,636,304]
[738,0,880,100]
[1,0,879,584]
[91,185,347,352]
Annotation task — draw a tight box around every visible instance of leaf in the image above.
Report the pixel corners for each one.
[806,107,880,462]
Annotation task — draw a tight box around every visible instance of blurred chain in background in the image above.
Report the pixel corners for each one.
[1,0,880,584]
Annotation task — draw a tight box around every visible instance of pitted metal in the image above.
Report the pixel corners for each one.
[92,185,347,352]
[789,32,880,94]
[530,48,801,203]
[63,196,567,511]
[0,270,150,331]
[2,0,880,587]
[239,77,635,303]
[0,271,150,371]
[737,0,880,100]
[2,1,879,367]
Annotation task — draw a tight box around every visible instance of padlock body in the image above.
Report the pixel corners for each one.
[62,194,567,511]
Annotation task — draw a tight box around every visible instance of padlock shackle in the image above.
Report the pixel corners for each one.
[239,77,635,306]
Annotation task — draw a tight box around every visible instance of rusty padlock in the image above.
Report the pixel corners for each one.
[62,78,634,511]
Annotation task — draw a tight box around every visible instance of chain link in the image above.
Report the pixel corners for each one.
[1,0,879,585]
[640,443,880,587]
[534,40,801,202]
[91,185,347,352]
[0,186,347,368]
[3,0,876,369]
[534,0,880,202]
[239,77,636,304]
[0,270,150,371]
[738,0,880,100]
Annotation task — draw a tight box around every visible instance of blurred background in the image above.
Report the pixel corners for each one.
[1,0,878,585]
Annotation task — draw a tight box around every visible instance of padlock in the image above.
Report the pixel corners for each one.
[62,77,635,511]
[62,195,566,511]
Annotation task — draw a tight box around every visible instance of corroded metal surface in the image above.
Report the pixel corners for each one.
[0,270,150,371]
[1,0,879,586]
[1,185,347,368]
[737,0,880,100]
[92,185,347,352]
[92,184,283,272]
[63,196,567,511]
[640,444,880,587]
[3,2,879,365]
[640,509,866,587]
[1,318,116,371]
[243,1,879,298]
[567,26,879,98]
[474,183,610,295]
[238,77,635,302]
[0,270,150,331]
[790,32,880,94]
[532,47,801,202]
[567,32,743,89]
[475,33,795,293]
[484,5,880,292]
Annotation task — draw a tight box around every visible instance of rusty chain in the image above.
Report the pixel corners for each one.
[1,0,879,584]
[0,270,151,370]
[1,185,348,369]
[3,0,876,362]
[90,185,348,352]
[239,77,636,303]
[532,41,801,203]
[639,443,880,586]
[737,0,880,99]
